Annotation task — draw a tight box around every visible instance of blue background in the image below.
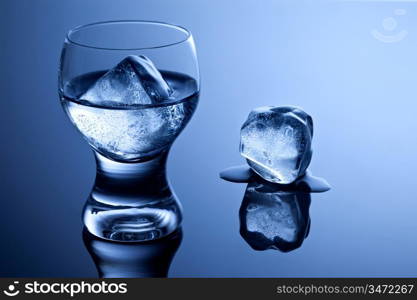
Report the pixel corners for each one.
[1,0,417,277]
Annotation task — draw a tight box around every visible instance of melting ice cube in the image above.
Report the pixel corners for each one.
[240,106,313,184]
[81,55,172,105]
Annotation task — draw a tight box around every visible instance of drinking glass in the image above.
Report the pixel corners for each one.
[59,21,199,242]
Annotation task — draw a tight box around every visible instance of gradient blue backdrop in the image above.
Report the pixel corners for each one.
[1,0,417,277]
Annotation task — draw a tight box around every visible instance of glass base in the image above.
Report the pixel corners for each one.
[83,227,183,277]
[83,151,182,242]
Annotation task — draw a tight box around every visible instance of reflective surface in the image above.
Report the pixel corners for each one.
[2,0,417,277]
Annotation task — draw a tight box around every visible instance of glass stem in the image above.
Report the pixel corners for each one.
[83,150,182,241]
[92,151,172,207]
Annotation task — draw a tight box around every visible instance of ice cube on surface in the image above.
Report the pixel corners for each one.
[240,106,313,184]
[81,55,172,105]
[239,180,311,252]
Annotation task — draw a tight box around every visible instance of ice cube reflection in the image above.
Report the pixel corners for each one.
[239,179,311,252]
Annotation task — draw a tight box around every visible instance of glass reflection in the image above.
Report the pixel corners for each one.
[239,180,311,252]
[83,227,182,278]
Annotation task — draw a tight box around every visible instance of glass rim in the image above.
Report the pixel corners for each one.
[66,20,192,50]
